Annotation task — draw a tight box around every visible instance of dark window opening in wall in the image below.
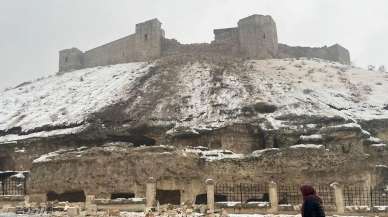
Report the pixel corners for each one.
[246,193,269,203]
[195,194,207,204]
[111,192,135,199]
[47,190,86,202]
[263,33,266,39]
[215,194,228,202]
[273,137,279,148]
[0,158,5,171]
[144,34,148,41]
[156,189,180,205]
[64,57,68,63]
[0,157,15,171]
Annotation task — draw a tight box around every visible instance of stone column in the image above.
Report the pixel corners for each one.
[268,181,278,213]
[146,177,156,208]
[85,195,95,206]
[85,195,97,216]
[206,179,215,214]
[331,182,345,214]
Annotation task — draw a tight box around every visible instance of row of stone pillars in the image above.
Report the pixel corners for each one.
[145,178,345,214]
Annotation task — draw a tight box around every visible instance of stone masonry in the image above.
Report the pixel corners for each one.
[58,14,350,73]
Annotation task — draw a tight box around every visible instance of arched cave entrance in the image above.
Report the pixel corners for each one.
[156,189,180,205]
[111,192,135,199]
[47,190,86,202]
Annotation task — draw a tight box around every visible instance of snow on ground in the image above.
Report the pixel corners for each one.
[0,125,86,143]
[300,134,322,140]
[0,62,149,133]
[251,148,280,156]
[289,144,324,149]
[32,146,86,163]
[119,213,372,217]
[184,147,244,161]
[32,148,70,163]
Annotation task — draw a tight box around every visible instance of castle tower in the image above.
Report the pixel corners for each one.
[58,48,84,73]
[327,44,351,65]
[237,15,278,59]
[134,18,164,60]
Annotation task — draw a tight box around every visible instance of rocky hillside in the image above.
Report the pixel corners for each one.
[1,57,388,156]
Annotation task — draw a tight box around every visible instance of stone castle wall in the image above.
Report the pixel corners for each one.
[278,43,351,65]
[59,19,163,72]
[58,15,351,73]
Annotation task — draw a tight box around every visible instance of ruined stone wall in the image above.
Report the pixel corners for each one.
[213,28,239,44]
[83,35,136,68]
[59,19,163,72]
[278,43,351,65]
[0,138,89,171]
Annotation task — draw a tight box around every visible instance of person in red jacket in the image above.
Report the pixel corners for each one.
[300,185,326,217]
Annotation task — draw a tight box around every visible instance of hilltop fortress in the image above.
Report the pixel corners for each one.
[59,15,350,72]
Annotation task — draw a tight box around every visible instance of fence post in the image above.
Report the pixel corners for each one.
[331,182,345,214]
[268,181,279,213]
[146,177,156,209]
[206,179,215,214]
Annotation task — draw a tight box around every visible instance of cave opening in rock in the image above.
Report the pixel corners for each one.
[47,190,86,202]
[111,192,135,199]
[132,136,156,146]
[109,135,156,147]
[156,189,181,205]
[195,193,207,204]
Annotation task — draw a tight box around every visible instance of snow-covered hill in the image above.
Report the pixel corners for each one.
[0,58,387,144]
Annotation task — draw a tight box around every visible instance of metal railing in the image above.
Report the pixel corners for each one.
[0,178,26,196]
[278,184,335,207]
[215,183,269,204]
[344,185,388,207]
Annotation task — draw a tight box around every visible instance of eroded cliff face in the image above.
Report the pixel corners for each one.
[1,56,388,198]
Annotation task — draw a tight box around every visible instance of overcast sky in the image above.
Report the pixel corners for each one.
[0,0,387,89]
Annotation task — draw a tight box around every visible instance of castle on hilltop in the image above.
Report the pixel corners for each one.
[59,15,350,72]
